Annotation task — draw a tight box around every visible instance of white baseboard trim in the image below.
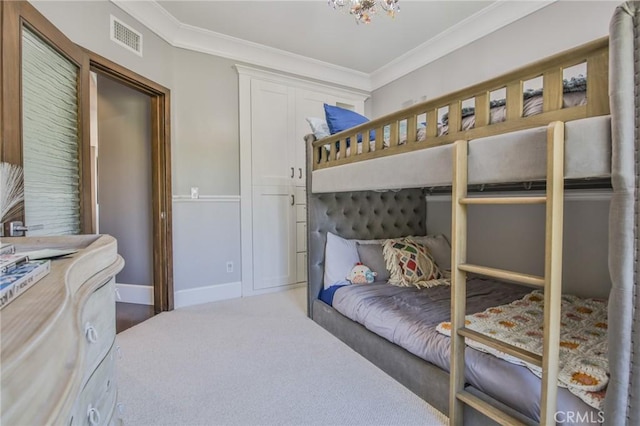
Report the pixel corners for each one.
[115,283,154,305]
[174,281,242,309]
[243,282,306,298]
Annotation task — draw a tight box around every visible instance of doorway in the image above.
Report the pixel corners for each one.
[91,72,156,330]
[88,50,174,315]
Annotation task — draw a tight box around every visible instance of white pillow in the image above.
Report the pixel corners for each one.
[306,117,331,140]
[408,234,452,271]
[324,232,360,289]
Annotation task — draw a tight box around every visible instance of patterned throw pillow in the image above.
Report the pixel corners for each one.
[382,238,450,289]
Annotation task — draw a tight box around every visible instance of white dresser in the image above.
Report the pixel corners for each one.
[0,235,124,425]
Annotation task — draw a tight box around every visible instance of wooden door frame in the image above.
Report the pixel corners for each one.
[1,1,173,312]
[87,51,174,313]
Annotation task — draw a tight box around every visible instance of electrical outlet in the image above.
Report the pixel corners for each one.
[226,261,233,273]
[190,187,199,199]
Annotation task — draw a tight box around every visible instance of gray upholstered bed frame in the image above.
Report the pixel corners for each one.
[304,141,532,425]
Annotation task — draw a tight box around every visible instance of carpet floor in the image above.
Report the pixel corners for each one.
[116,286,448,426]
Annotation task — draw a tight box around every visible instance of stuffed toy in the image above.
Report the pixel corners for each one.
[346,262,377,284]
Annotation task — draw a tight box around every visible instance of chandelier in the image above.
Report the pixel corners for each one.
[328,0,400,24]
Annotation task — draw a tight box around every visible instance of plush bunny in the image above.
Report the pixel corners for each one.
[346,262,377,284]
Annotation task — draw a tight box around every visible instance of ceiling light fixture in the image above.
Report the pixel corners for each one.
[328,0,400,24]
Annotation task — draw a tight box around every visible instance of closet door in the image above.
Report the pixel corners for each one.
[250,80,295,187]
[252,186,296,290]
[250,78,297,290]
[1,1,91,235]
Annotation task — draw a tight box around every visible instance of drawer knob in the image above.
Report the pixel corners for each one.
[87,406,101,426]
[85,323,99,344]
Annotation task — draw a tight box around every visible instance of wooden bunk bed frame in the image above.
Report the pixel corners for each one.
[450,122,565,425]
[311,37,609,171]
[307,37,616,426]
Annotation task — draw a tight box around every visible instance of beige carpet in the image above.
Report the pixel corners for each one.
[116,286,448,426]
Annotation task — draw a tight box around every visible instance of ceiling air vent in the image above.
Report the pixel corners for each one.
[110,15,143,57]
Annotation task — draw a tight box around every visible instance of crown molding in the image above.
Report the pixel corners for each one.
[370,0,557,90]
[235,65,369,102]
[110,0,372,91]
[111,0,556,93]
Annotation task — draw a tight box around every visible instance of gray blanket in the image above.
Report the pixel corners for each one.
[333,278,601,424]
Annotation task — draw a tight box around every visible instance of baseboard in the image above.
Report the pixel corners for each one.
[243,282,306,297]
[116,283,154,305]
[174,281,242,309]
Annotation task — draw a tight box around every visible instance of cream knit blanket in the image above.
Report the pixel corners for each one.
[437,290,608,409]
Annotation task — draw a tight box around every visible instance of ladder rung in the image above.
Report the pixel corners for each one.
[458,327,542,367]
[457,390,528,426]
[459,196,546,205]
[458,263,545,287]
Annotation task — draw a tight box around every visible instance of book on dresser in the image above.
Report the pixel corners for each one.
[0,259,51,309]
[0,253,29,272]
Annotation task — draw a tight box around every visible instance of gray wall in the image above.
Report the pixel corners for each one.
[171,48,240,196]
[370,1,618,117]
[31,1,172,88]
[31,0,241,295]
[97,75,153,286]
[426,196,611,299]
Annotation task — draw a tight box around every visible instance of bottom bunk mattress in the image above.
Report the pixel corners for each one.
[330,278,603,424]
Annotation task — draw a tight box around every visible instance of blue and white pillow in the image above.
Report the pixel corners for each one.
[323,104,375,143]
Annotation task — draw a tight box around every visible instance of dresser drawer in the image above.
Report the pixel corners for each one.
[71,345,117,426]
[81,278,116,376]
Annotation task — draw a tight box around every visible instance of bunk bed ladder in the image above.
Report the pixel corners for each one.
[449,121,565,426]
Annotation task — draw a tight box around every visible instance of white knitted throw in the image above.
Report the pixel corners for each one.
[437,290,608,410]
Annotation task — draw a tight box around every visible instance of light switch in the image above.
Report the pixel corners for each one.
[190,187,199,199]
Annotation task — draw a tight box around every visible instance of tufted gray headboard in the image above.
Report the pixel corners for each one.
[306,187,426,317]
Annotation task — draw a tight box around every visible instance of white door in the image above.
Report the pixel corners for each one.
[251,80,295,187]
[252,186,296,290]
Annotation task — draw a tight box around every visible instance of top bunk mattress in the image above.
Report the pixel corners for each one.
[311,115,611,194]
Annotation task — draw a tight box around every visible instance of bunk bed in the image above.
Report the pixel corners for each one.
[305,3,639,425]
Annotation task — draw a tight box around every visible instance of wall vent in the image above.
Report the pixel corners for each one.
[110,16,143,57]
